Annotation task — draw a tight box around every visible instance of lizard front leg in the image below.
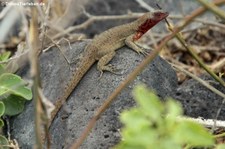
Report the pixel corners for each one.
[97,51,119,77]
[125,34,148,56]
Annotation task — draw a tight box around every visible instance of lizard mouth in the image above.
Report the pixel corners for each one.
[160,12,169,20]
[154,11,169,21]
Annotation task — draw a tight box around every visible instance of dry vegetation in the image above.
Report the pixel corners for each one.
[0,0,225,148]
[163,25,225,83]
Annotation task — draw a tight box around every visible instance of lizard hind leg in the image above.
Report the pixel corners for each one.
[97,51,120,78]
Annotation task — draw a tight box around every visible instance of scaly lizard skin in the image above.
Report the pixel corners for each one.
[49,10,169,127]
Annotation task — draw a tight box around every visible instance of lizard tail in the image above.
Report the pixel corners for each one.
[49,45,96,128]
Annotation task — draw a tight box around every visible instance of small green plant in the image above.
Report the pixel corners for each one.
[115,85,215,149]
[0,52,32,147]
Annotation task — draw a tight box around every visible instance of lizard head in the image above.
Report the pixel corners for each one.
[133,10,169,41]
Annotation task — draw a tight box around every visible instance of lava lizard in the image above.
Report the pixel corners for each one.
[49,10,169,127]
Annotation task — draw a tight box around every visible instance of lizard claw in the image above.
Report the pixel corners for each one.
[98,70,104,80]
[136,48,149,57]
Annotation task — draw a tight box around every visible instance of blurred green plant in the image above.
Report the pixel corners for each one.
[0,52,32,147]
[216,144,225,149]
[115,85,215,149]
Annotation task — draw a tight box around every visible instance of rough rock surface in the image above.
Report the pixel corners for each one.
[174,75,225,120]
[10,40,177,148]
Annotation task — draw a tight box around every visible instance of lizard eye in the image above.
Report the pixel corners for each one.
[155,12,162,17]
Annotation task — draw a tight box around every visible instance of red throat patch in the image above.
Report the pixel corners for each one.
[133,18,158,41]
[132,11,168,41]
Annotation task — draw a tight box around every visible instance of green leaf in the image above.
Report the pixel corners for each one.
[0,73,32,100]
[0,119,4,128]
[0,65,5,76]
[121,128,156,147]
[166,99,183,117]
[133,85,163,121]
[0,135,9,149]
[165,99,183,129]
[116,84,215,149]
[0,102,5,117]
[0,52,11,62]
[121,109,150,130]
[174,120,214,146]
[2,95,26,116]
[157,138,182,149]
[0,52,11,76]
[216,144,225,149]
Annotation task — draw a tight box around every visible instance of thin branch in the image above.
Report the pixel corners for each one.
[172,63,225,101]
[179,117,225,128]
[169,14,225,29]
[43,34,73,66]
[210,57,225,73]
[197,0,225,20]
[214,132,225,138]
[166,20,225,87]
[52,13,143,40]
[135,0,155,11]
[69,0,225,148]
[29,7,43,149]
[0,50,29,64]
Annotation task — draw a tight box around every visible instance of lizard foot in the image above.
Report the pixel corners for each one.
[104,64,122,74]
[136,47,149,57]
[98,64,122,79]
